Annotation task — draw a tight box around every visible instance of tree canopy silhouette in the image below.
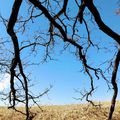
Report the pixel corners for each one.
[0,0,120,120]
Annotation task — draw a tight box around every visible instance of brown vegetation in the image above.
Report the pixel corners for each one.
[0,101,120,120]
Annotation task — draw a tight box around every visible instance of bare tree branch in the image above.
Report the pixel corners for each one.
[86,0,120,45]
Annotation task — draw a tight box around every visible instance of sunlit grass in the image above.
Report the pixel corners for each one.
[0,101,120,120]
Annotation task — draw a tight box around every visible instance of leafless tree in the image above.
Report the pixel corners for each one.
[0,0,120,120]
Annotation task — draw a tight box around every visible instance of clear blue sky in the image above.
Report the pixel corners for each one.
[0,0,120,105]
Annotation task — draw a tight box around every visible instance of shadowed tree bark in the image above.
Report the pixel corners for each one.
[108,49,120,120]
[7,0,29,119]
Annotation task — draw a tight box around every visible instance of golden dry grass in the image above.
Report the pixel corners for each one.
[0,101,120,120]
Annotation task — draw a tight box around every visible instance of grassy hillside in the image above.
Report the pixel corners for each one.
[0,101,120,120]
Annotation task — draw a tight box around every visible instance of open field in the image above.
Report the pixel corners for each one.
[0,101,120,120]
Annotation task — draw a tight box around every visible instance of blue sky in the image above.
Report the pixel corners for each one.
[0,1,120,105]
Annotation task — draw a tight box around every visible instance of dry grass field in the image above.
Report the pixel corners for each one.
[0,101,120,120]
